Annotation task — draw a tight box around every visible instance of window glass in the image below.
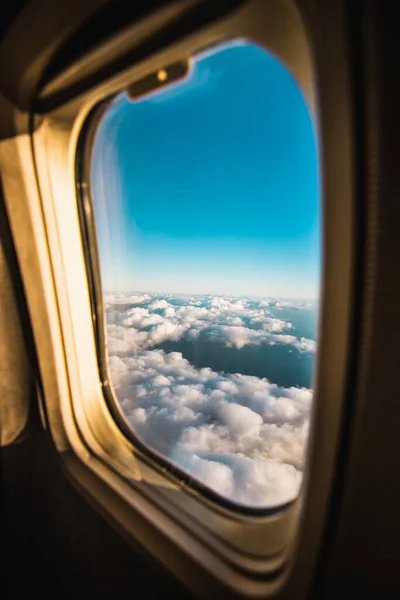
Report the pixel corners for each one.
[91,41,320,509]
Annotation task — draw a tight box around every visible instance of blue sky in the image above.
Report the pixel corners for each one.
[91,41,320,298]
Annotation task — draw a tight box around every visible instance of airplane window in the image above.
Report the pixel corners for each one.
[90,41,320,509]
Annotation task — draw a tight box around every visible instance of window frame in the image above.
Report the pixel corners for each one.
[0,0,359,596]
[76,40,318,518]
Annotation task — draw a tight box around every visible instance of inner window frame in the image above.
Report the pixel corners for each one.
[78,39,319,517]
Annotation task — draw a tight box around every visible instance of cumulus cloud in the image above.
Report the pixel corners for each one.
[104,293,151,307]
[149,299,169,310]
[105,292,316,355]
[109,348,312,507]
[105,292,317,508]
[272,300,314,311]
[273,335,317,354]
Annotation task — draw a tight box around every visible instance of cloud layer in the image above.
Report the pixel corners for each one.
[105,293,316,355]
[105,293,317,508]
[110,349,310,507]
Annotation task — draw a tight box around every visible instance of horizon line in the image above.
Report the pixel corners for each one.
[103,289,319,302]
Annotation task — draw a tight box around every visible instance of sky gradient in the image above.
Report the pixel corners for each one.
[91,41,320,298]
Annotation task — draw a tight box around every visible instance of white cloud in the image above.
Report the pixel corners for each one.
[104,292,151,306]
[164,306,176,318]
[107,325,148,355]
[149,299,169,310]
[273,300,314,311]
[273,335,317,353]
[109,348,312,507]
[105,292,317,508]
[105,292,316,355]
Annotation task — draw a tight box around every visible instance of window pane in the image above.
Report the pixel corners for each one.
[90,41,320,509]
